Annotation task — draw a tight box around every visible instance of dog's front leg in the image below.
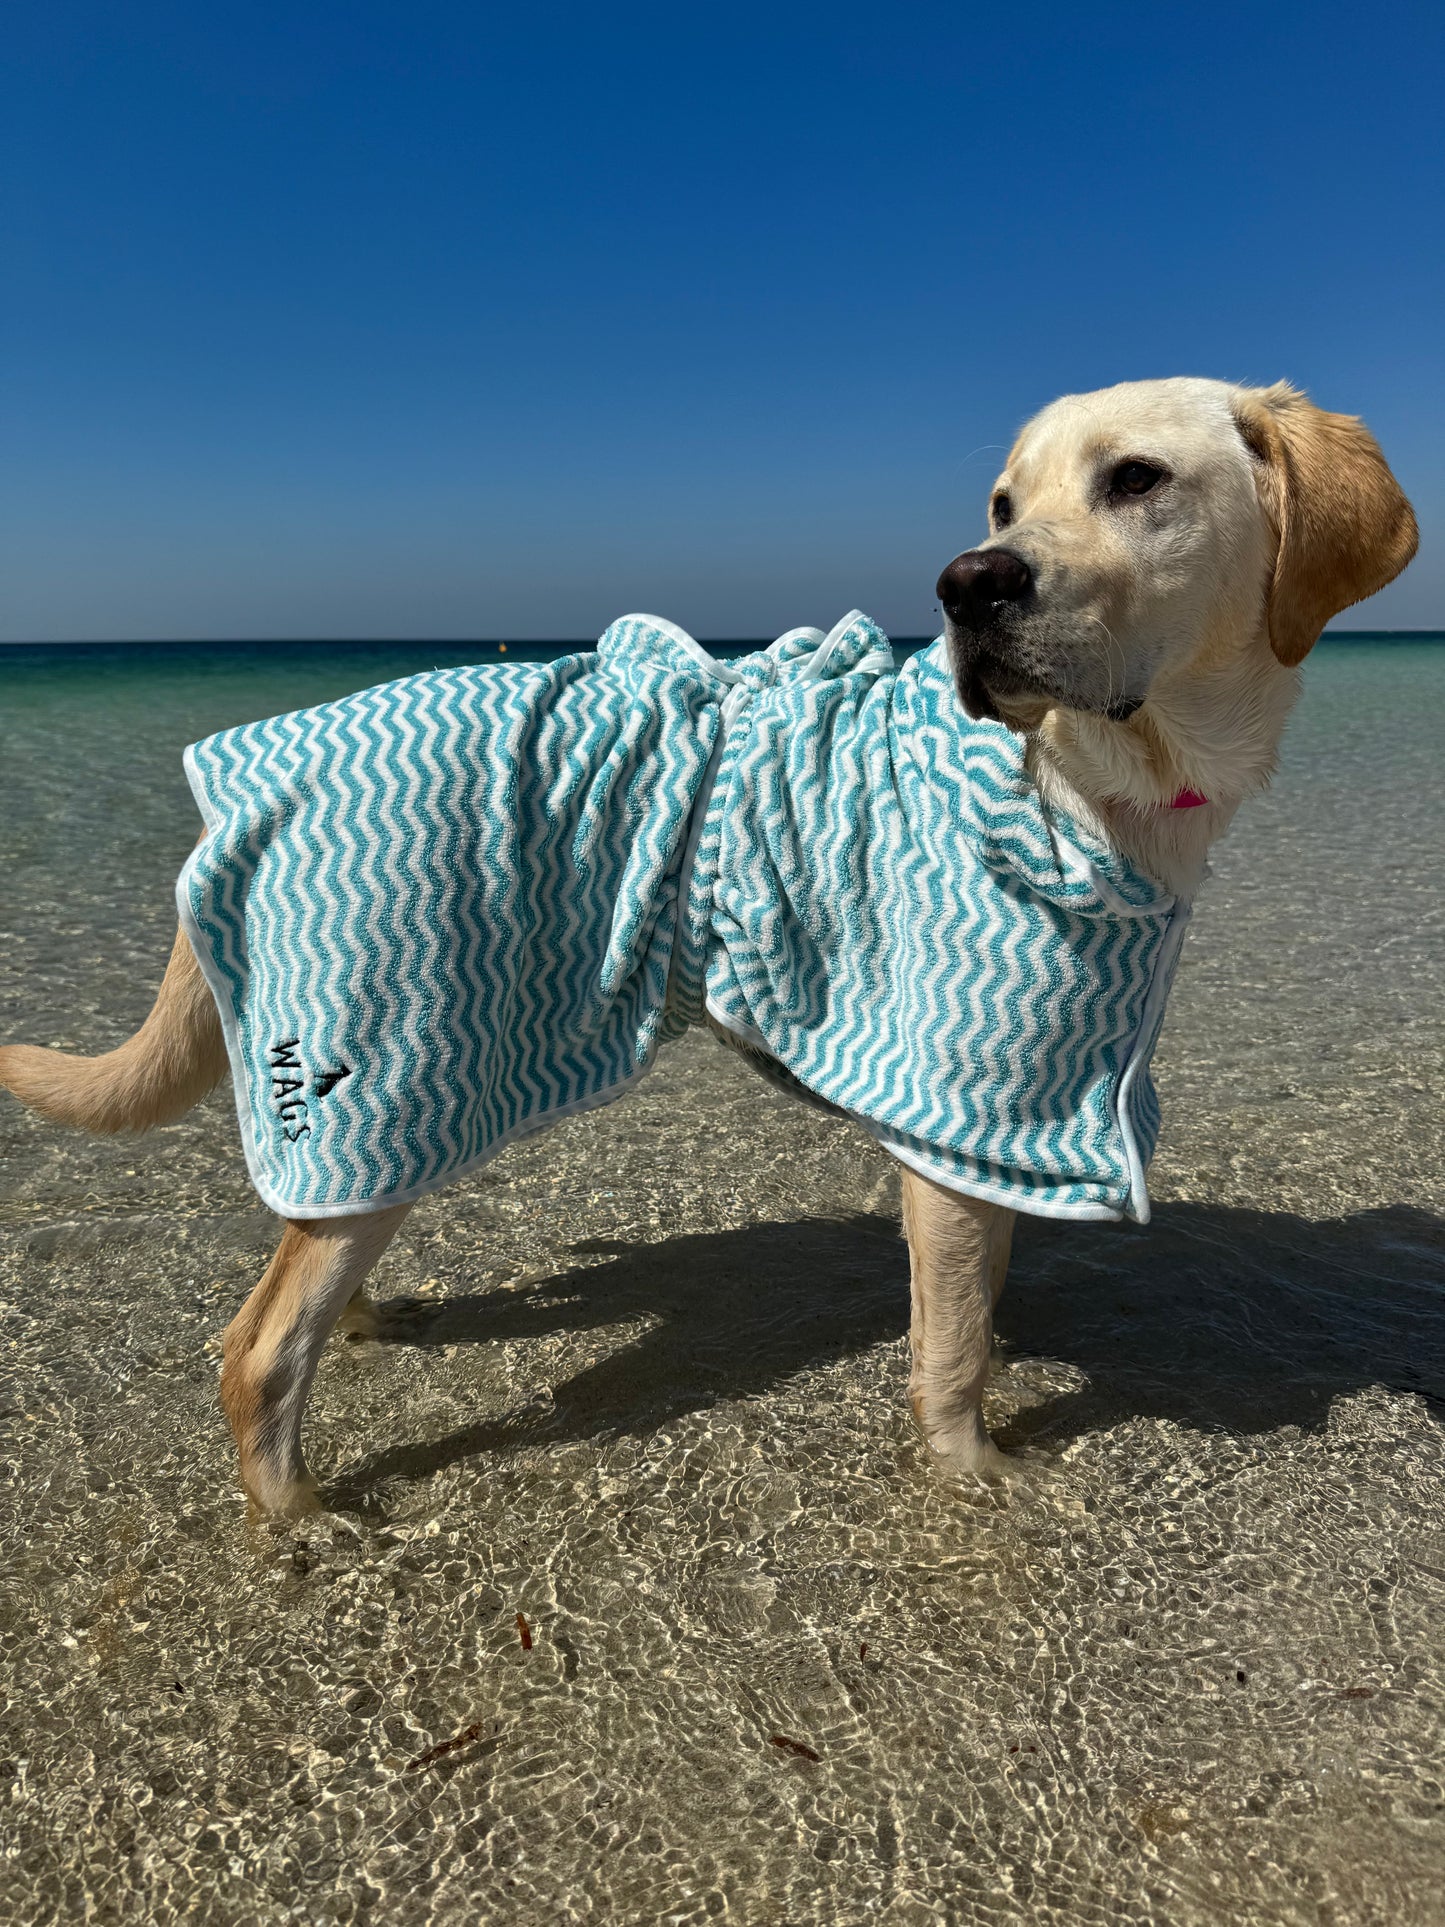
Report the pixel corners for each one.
[900,1167,1015,1482]
[219,1204,411,1516]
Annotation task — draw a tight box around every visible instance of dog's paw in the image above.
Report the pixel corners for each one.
[918,1424,1020,1489]
[337,1292,381,1341]
[244,1471,324,1522]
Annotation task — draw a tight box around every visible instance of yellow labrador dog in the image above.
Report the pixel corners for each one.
[0,378,1416,1517]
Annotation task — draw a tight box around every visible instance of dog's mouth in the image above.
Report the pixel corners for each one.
[949,640,1057,725]
[954,648,1022,724]
[948,634,1144,726]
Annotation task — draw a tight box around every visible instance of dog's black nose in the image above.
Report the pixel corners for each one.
[936,549,1032,628]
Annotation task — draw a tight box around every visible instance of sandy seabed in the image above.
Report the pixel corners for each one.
[2,644,1443,1923]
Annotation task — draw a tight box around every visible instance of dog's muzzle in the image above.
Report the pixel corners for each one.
[936,548,1034,722]
[935,550,1145,723]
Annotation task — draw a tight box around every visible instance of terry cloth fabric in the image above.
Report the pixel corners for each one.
[178,612,1191,1224]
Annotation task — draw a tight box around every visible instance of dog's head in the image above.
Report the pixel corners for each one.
[937,378,1417,728]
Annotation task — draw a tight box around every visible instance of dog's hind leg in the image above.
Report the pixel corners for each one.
[900,1166,1016,1483]
[220,1204,412,1516]
[0,922,227,1134]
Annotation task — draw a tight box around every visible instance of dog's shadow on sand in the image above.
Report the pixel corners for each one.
[326,1201,1445,1506]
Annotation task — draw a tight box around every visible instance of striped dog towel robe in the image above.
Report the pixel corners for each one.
[179,611,1191,1223]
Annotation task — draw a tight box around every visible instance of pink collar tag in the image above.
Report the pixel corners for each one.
[1167,787,1209,810]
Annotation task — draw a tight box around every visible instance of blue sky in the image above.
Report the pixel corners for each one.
[2,1,1440,640]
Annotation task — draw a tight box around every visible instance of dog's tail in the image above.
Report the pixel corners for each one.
[0,925,228,1134]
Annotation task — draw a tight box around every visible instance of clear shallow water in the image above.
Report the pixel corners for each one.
[1,639,1443,1923]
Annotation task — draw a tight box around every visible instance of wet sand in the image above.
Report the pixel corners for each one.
[2,642,1443,1922]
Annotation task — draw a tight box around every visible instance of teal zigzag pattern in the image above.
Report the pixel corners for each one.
[179,612,1188,1222]
[179,619,723,1216]
[674,614,1185,1222]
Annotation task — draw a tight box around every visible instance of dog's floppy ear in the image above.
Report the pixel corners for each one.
[1231,383,1418,666]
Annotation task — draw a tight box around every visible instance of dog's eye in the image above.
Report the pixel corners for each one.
[991,493,1012,529]
[1109,459,1166,497]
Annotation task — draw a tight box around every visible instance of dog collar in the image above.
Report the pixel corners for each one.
[1167,787,1209,809]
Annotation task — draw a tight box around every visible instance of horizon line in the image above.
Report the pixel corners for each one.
[2,627,1441,650]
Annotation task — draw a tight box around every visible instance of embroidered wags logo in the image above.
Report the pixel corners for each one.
[266,1040,352,1145]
